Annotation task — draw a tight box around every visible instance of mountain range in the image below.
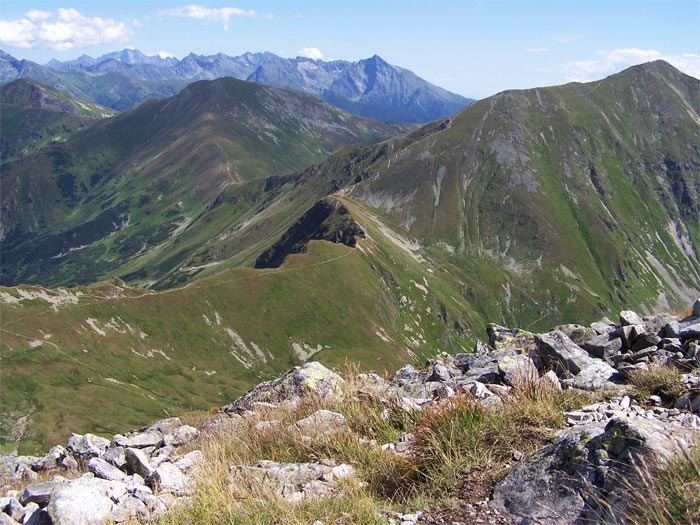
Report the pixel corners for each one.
[1,60,698,452]
[0,49,473,123]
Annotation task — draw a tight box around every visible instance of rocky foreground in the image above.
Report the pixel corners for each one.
[2,301,700,524]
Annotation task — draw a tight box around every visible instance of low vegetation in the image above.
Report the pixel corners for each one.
[625,446,700,525]
[628,365,686,405]
[157,371,591,524]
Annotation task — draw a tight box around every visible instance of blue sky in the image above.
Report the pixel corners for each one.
[1,0,698,98]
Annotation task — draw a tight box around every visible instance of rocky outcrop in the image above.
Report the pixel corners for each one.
[0,418,200,524]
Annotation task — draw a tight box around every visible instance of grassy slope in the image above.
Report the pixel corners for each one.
[340,61,700,322]
[0,228,476,453]
[0,79,116,162]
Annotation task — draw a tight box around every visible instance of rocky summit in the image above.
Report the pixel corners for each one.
[2,300,699,524]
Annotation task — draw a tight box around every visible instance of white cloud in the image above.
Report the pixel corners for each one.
[159,5,255,31]
[527,47,550,53]
[0,8,133,50]
[299,47,324,60]
[566,48,700,81]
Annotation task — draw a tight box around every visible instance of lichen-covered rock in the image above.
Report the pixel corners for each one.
[220,362,345,415]
[491,411,700,524]
[486,324,536,352]
[66,433,109,459]
[554,324,597,345]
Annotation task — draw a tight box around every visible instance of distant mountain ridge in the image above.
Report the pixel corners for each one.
[0,49,473,122]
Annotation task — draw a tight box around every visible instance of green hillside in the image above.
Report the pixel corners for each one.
[0,79,116,162]
[1,77,410,288]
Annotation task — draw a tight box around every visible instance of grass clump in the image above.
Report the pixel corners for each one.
[629,365,686,405]
[626,446,700,524]
[408,378,589,500]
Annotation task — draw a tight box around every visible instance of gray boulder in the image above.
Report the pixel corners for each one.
[66,433,109,459]
[581,334,622,360]
[164,425,199,447]
[19,482,57,506]
[292,410,347,437]
[47,477,113,525]
[88,457,126,481]
[125,448,154,479]
[232,460,355,503]
[537,331,599,376]
[619,310,644,327]
[491,414,699,524]
[149,462,191,496]
[663,320,681,339]
[680,322,700,341]
[220,362,345,415]
[23,509,51,525]
[554,324,596,345]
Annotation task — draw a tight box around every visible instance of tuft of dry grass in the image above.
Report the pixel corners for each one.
[629,365,686,405]
[625,446,700,524]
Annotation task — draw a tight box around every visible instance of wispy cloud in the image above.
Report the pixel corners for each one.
[527,47,550,53]
[299,47,324,60]
[566,48,700,81]
[0,8,133,50]
[159,5,255,31]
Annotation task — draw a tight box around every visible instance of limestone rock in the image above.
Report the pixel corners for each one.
[149,462,191,496]
[20,481,58,506]
[220,362,344,415]
[66,433,109,459]
[554,324,596,345]
[125,448,154,479]
[47,477,113,525]
[88,457,125,482]
[620,310,644,327]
